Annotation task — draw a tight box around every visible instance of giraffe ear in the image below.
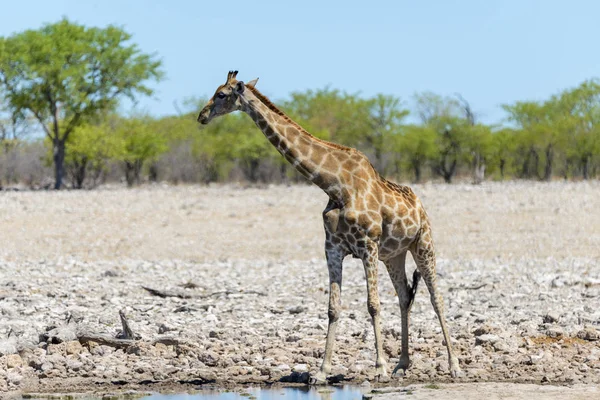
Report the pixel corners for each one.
[235,81,245,94]
[246,78,259,88]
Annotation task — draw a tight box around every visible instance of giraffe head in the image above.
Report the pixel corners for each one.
[197,70,258,124]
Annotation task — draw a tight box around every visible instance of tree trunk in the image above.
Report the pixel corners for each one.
[72,157,87,189]
[543,144,553,181]
[247,159,260,182]
[436,157,457,183]
[53,139,66,190]
[280,163,288,184]
[412,160,422,183]
[472,153,485,184]
[520,151,530,178]
[499,159,506,180]
[374,145,383,175]
[474,163,486,184]
[125,160,142,187]
[582,155,590,180]
[149,163,159,182]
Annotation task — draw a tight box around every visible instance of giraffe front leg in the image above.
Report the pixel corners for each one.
[385,252,416,377]
[310,248,344,385]
[362,244,388,380]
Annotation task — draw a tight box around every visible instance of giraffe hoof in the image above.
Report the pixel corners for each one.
[392,358,411,377]
[450,368,464,378]
[375,364,389,381]
[450,356,462,378]
[308,371,327,385]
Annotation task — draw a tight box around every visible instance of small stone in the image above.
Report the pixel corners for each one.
[287,306,305,314]
[65,341,83,355]
[5,354,23,368]
[545,326,563,338]
[292,363,308,373]
[475,334,500,345]
[528,353,544,365]
[286,334,301,342]
[576,327,599,341]
[543,312,560,324]
[492,341,509,352]
[6,371,22,385]
[43,325,77,344]
[66,358,84,371]
[0,339,18,356]
[472,325,495,336]
[158,323,173,334]
[551,277,565,288]
[199,351,219,367]
[41,362,54,372]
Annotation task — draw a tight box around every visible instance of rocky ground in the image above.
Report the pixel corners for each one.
[0,181,599,398]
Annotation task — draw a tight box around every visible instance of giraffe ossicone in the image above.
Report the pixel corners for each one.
[197,71,461,383]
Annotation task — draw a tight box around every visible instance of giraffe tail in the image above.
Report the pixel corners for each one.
[408,268,421,309]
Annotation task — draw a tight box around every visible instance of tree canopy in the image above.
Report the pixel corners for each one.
[1,19,600,188]
[0,18,163,188]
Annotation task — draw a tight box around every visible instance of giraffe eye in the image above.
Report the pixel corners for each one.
[216,92,226,99]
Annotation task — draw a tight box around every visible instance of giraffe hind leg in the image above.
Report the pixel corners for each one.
[411,233,461,377]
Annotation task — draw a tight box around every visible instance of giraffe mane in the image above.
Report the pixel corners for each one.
[246,86,353,152]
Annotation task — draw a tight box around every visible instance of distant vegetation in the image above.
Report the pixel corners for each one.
[1,20,599,189]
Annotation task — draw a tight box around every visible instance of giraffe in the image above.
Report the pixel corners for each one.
[197,71,461,383]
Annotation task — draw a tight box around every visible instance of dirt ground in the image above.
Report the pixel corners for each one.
[0,181,599,399]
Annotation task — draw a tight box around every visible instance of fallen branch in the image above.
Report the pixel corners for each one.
[449,283,487,292]
[141,286,192,298]
[78,333,185,349]
[77,333,137,349]
[142,286,267,299]
[118,310,139,340]
[195,289,267,299]
[151,337,184,346]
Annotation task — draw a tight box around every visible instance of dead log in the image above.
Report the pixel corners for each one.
[77,333,136,349]
[142,286,266,299]
[142,286,192,298]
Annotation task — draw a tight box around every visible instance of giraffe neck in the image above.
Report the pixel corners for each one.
[239,87,348,198]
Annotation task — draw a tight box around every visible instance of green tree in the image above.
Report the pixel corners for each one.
[283,88,368,147]
[413,92,472,183]
[395,124,437,182]
[464,124,493,183]
[0,18,163,189]
[283,89,408,176]
[365,94,409,175]
[0,100,31,186]
[489,128,518,179]
[114,116,168,186]
[556,79,600,179]
[64,122,120,188]
[502,100,566,181]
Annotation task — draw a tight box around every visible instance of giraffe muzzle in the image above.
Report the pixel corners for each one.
[197,108,211,124]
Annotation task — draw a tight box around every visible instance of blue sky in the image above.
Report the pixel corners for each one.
[2,0,599,124]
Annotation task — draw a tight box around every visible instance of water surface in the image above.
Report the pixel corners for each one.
[143,386,363,400]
